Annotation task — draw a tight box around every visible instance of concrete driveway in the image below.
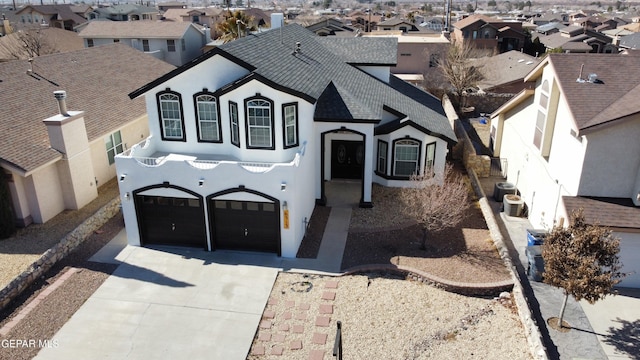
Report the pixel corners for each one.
[35,230,279,360]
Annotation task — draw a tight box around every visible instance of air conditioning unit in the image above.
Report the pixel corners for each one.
[493,182,515,202]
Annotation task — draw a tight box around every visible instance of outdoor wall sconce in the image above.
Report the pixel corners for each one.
[199,178,205,187]
[119,174,127,182]
[124,192,130,200]
[281,182,287,191]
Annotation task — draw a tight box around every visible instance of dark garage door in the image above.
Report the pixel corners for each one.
[212,200,279,254]
[136,195,207,248]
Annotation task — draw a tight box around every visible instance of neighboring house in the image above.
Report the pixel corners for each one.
[420,16,445,32]
[619,32,640,51]
[15,5,87,30]
[490,53,640,288]
[116,23,456,258]
[471,50,541,94]
[0,44,174,227]
[376,18,424,33]
[158,2,188,12]
[363,31,450,85]
[451,14,525,53]
[536,25,617,53]
[535,22,566,35]
[529,12,566,26]
[77,21,209,67]
[306,18,357,37]
[0,27,84,61]
[162,7,224,28]
[87,4,160,22]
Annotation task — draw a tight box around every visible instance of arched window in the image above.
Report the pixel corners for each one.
[194,93,221,142]
[245,97,274,149]
[157,91,185,141]
[392,138,421,177]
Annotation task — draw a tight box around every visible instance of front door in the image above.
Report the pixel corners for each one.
[331,140,363,179]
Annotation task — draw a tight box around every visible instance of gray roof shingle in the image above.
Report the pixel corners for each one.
[219,24,455,141]
[0,44,175,173]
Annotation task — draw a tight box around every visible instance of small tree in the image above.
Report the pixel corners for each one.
[399,163,470,250]
[437,41,484,102]
[216,11,257,43]
[542,209,624,329]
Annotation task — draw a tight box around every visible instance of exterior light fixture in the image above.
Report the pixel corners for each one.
[281,182,287,191]
[119,174,126,182]
[199,178,205,187]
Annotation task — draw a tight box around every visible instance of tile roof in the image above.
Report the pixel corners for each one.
[0,44,175,173]
[547,53,640,131]
[78,21,198,39]
[563,196,640,230]
[132,24,455,143]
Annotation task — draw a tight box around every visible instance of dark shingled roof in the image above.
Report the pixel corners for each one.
[563,196,640,230]
[315,37,397,65]
[0,44,175,173]
[220,24,454,141]
[547,53,640,131]
[132,24,455,143]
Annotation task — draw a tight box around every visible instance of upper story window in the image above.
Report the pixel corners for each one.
[393,138,421,177]
[429,54,439,67]
[167,39,176,52]
[194,92,221,143]
[282,103,298,148]
[377,140,388,174]
[105,130,123,165]
[534,80,550,149]
[87,38,94,47]
[157,90,185,141]
[229,102,240,147]
[181,38,186,51]
[142,39,150,52]
[245,97,274,150]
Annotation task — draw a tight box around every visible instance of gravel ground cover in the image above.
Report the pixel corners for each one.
[249,271,532,360]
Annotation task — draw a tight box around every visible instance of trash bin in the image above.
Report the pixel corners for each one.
[525,245,544,282]
[493,182,515,202]
[526,229,547,246]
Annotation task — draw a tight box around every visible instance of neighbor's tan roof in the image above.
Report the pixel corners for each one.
[78,21,198,39]
[0,44,175,173]
[0,27,84,61]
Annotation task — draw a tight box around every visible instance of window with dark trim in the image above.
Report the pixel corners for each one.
[229,101,240,147]
[167,39,176,52]
[142,39,150,51]
[157,90,185,141]
[392,138,421,177]
[244,96,274,149]
[424,142,436,177]
[113,39,120,43]
[282,103,298,148]
[87,38,94,47]
[377,140,388,174]
[194,92,221,142]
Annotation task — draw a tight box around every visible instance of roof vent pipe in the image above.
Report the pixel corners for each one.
[53,90,69,117]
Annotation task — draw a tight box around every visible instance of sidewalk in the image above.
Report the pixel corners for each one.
[481,176,639,360]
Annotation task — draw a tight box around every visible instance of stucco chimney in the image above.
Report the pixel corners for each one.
[53,90,69,117]
[271,13,284,29]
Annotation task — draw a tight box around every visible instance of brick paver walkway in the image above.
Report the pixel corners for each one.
[250,277,339,359]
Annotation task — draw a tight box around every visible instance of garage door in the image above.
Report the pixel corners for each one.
[136,195,207,248]
[211,200,279,254]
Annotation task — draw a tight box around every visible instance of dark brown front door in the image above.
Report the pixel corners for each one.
[211,200,279,253]
[331,140,363,179]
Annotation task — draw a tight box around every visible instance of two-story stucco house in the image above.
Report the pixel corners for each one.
[0,44,174,227]
[116,22,456,258]
[77,21,209,67]
[490,53,640,288]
